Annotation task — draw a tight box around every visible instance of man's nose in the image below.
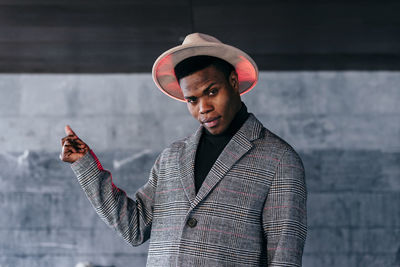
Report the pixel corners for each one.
[199,99,213,114]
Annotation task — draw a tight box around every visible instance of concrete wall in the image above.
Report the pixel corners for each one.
[0,72,399,267]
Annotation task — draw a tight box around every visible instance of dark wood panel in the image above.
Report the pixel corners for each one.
[192,2,400,55]
[0,4,191,27]
[0,26,189,42]
[0,1,192,72]
[1,46,398,72]
[0,0,188,5]
[192,26,400,55]
[253,54,400,70]
[0,42,182,72]
[0,0,398,72]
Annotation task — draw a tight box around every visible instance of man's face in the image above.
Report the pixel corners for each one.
[179,65,242,135]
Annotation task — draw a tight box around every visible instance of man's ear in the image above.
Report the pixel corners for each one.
[229,70,239,92]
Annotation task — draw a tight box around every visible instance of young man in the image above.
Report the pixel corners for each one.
[60,33,307,266]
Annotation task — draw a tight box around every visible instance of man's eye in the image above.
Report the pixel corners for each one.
[209,89,218,95]
[187,98,196,103]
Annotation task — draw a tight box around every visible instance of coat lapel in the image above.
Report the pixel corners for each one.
[178,114,264,208]
[192,114,263,207]
[178,125,203,208]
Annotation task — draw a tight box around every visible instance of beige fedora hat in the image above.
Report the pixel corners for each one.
[152,32,259,102]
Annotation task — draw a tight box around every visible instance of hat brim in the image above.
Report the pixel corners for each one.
[152,42,258,102]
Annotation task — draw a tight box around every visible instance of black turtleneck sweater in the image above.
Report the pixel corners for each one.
[194,102,249,193]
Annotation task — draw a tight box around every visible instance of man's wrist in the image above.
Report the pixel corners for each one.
[71,150,94,174]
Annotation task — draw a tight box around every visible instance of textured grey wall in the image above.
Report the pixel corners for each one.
[1,72,399,267]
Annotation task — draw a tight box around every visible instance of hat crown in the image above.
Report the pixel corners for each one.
[182,32,222,45]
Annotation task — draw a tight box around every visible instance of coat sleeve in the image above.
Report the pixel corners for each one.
[70,149,160,247]
[262,147,307,267]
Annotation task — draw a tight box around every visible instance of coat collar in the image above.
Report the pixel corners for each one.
[178,113,264,208]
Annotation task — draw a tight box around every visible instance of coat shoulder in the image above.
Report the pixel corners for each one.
[256,126,303,166]
[158,133,192,157]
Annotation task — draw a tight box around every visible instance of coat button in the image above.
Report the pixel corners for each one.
[187,217,197,228]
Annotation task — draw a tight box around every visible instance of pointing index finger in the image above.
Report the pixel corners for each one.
[65,125,76,136]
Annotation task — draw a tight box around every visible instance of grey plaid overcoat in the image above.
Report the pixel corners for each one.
[71,114,307,266]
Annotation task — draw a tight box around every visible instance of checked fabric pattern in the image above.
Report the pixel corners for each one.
[71,114,307,267]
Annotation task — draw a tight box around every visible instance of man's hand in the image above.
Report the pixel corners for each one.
[60,125,90,163]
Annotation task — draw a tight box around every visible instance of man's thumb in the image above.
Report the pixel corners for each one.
[65,125,76,136]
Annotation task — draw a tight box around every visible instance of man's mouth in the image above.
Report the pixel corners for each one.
[202,116,221,128]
